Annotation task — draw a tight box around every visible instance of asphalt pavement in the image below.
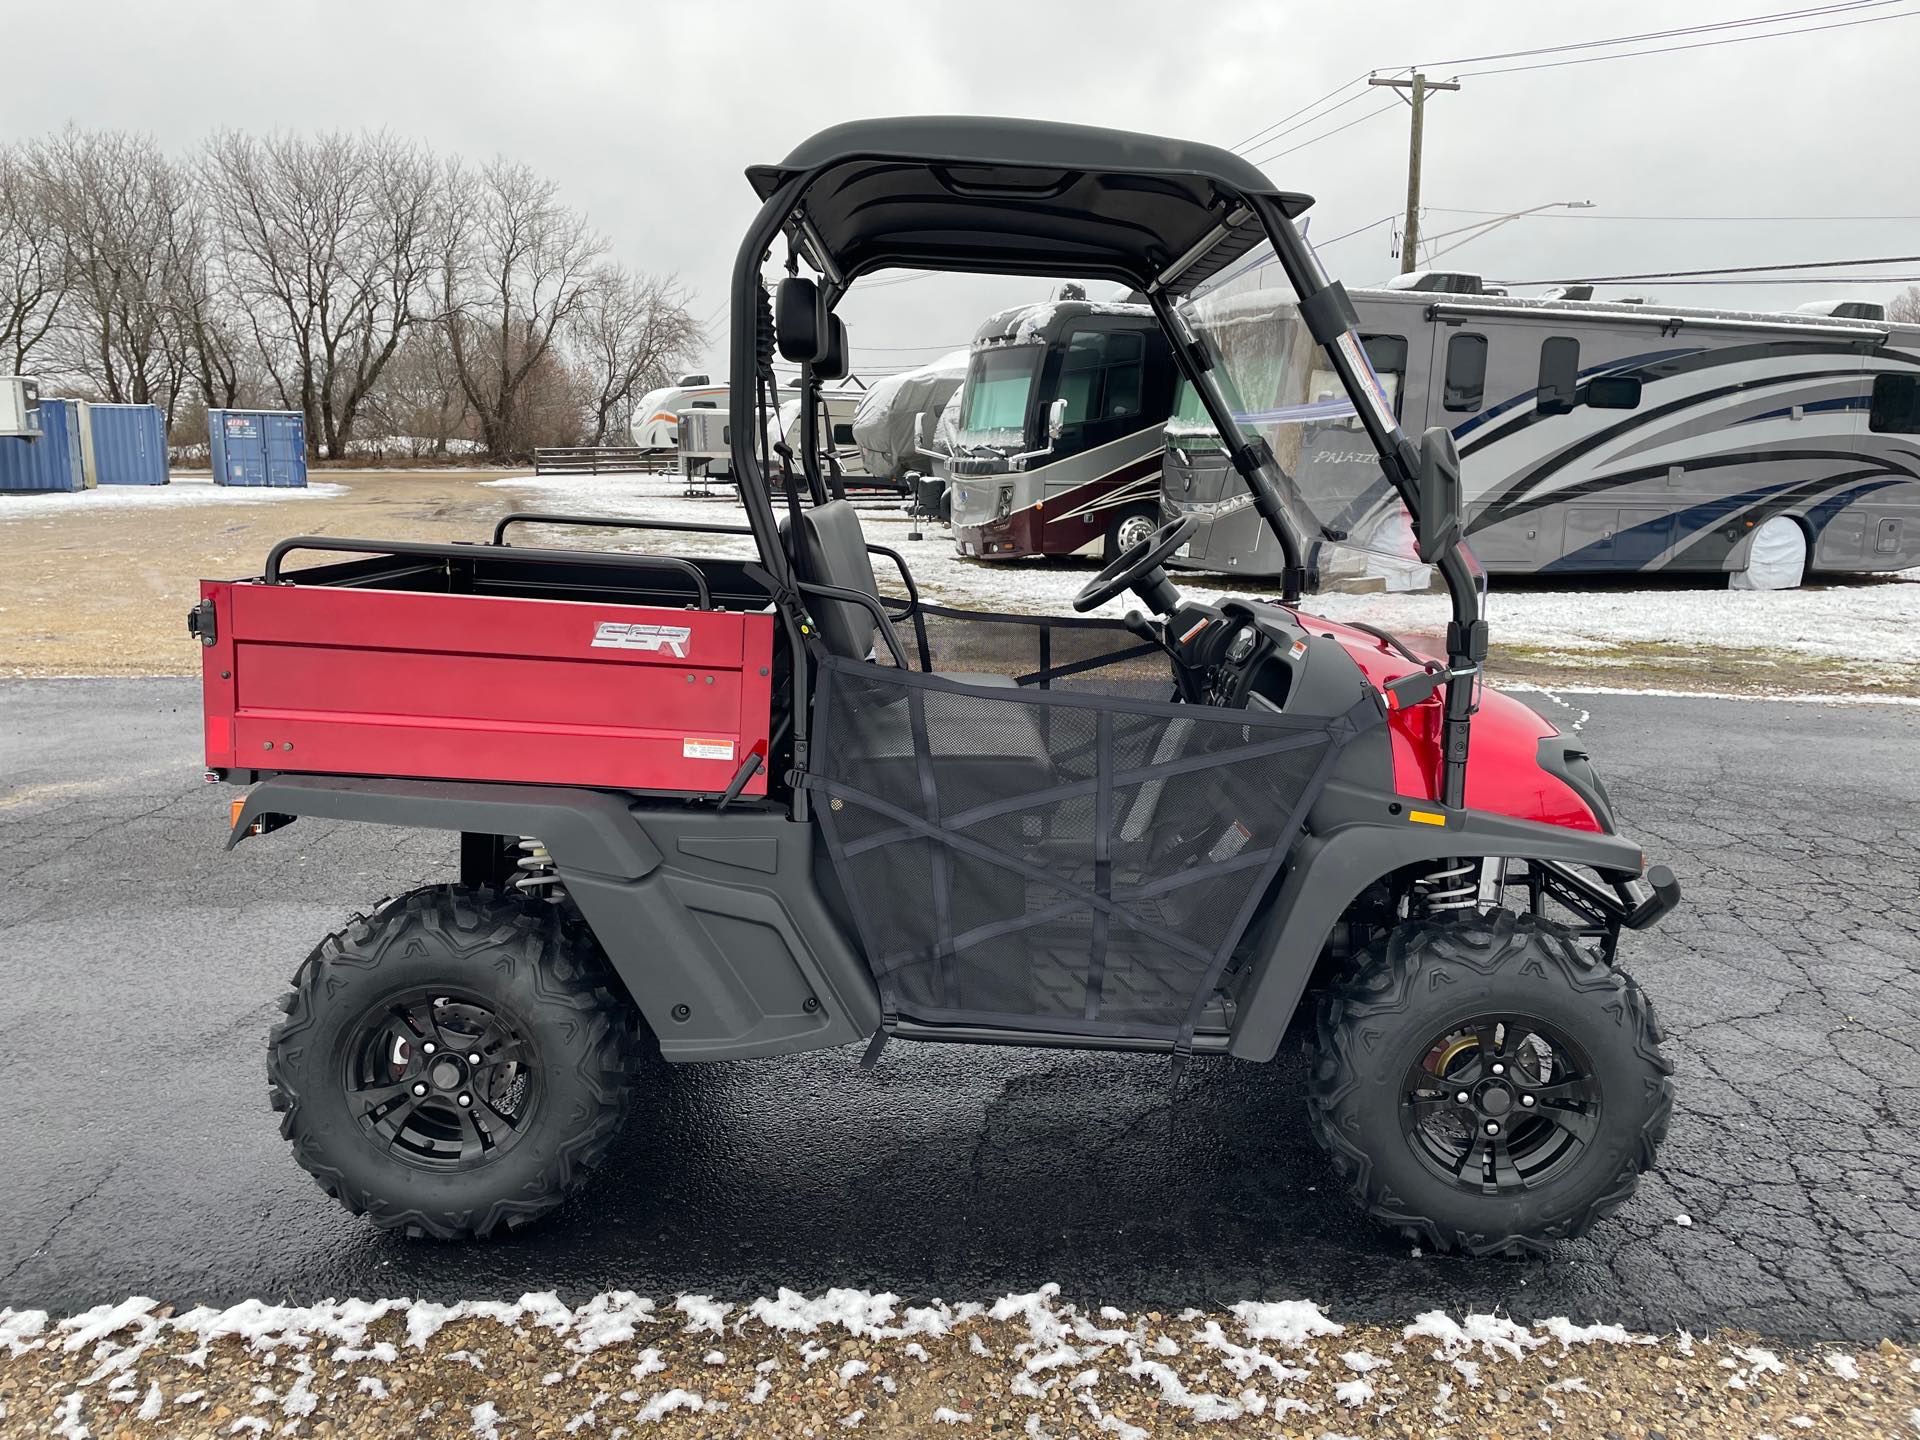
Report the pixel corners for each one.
[1,678,1915,1341]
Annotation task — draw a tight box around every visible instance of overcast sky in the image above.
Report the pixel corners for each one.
[8,0,1918,379]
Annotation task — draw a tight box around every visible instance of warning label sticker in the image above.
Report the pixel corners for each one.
[683,738,736,762]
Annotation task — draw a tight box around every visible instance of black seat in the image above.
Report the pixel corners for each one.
[780,501,1016,687]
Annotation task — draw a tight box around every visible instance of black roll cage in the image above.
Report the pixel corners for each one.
[726,127,1487,818]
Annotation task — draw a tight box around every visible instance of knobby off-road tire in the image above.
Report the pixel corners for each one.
[268,885,644,1239]
[1306,910,1672,1256]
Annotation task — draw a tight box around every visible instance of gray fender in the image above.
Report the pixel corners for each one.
[1226,782,1647,1062]
[231,776,881,1061]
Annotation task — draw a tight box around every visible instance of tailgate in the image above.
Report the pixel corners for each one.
[198,581,774,797]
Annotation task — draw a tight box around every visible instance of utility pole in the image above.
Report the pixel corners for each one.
[1369,71,1462,273]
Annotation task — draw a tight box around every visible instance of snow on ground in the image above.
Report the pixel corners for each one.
[0,474,347,518]
[483,473,1920,674]
[0,1287,1910,1439]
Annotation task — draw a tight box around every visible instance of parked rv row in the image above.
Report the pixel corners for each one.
[644,273,1920,588]
[0,380,311,492]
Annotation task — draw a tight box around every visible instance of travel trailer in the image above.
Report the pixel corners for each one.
[630,375,800,453]
[947,300,1178,561]
[678,387,870,488]
[1163,283,1920,588]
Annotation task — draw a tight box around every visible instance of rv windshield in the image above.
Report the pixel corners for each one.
[956,346,1038,448]
[1175,276,1437,590]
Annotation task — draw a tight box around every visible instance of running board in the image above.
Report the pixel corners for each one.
[886,1019,1233,1055]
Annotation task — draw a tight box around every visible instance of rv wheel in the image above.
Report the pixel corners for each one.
[1104,506,1160,563]
[1306,910,1672,1255]
[267,885,645,1238]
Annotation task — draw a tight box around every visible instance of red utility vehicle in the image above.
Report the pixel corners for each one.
[201,119,1679,1254]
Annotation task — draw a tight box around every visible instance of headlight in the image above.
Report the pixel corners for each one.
[994,485,1013,520]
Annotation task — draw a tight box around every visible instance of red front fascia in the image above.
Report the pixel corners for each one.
[1291,610,1603,833]
[200,582,773,797]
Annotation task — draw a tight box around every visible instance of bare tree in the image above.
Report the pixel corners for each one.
[439,158,605,458]
[364,323,474,457]
[0,144,67,375]
[201,130,438,457]
[28,128,191,409]
[1889,285,1920,326]
[572,266,701,445]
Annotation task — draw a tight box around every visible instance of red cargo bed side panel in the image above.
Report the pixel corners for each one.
[206,583,773,797]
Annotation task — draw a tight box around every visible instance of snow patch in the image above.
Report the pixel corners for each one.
[633,1389,704,1423]
[1229,1299,1344,1347]
[672,1295,730,1334]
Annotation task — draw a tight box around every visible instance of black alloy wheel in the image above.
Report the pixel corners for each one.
[344,988,539,1172]
[1399,1012,1601,1194]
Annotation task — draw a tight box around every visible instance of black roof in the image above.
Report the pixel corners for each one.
[746,117,1312,296]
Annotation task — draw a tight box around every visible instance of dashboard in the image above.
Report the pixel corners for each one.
[1164,600,1313,712]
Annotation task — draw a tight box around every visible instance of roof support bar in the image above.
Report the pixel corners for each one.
[1147,206,1251,295]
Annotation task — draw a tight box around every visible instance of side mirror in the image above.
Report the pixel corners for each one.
[813,315,849,380]
[1415,426,1463,563]
[1586,374,1642,410]
[1047,397,1068,440]
[776,276,827,363]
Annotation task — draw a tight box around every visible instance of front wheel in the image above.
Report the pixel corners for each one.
[1306,912,1672,1255]
[267,885,643,1238]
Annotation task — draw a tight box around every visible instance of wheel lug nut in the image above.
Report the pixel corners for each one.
[1521,1095,1536,1107]
[468,1052,481,1065]
[1455,1091,1470,1104]
[411,1082,428,1097]
[1485,1122,1501,1136]
[1490,1062,1504,1076]
[422,1042,437,1055]
[458,1093,472,1107]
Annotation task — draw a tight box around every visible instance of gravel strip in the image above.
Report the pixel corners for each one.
[1,1289,1914,1439]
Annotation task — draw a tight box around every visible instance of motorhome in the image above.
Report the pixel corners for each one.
[1163,281,1920,588]
[947,299,1178,561]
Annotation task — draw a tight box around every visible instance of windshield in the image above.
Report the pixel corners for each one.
[956,346,1038,447]
[1175,259,1447,592]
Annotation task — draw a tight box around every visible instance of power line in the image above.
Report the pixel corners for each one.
[1505,253,1920,284]
[1407,0,1895,68]
[1429,206,1920,221]
[1233,87,1381,157]
[1230,73,1378,153]
[1450,5,1919,78]
[1561,275,1920,286]
[1317,215,1401,248]
[1245,100,1402,165]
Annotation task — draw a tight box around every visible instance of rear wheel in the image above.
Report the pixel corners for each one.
[1306,911,1671,1255]
[268,885,643,1238]
[1103,505,1160,563]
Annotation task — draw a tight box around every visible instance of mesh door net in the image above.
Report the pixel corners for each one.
[807,657,1379,1047]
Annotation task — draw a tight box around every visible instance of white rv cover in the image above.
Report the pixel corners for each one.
[851,350,969,482]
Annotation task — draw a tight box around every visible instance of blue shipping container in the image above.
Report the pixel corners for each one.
[87,403,169,485]
[209,409,307,487]
[0,398,85,493]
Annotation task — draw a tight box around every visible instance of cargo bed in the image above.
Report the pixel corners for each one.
[196,527,780,799]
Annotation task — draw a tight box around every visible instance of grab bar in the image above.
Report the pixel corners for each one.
[262,535,712,609]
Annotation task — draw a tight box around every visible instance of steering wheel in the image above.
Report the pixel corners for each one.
[1072,515,1196,613]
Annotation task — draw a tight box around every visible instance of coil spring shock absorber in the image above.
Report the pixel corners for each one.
[510,837,563,901]
[1417,857,1481,914]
